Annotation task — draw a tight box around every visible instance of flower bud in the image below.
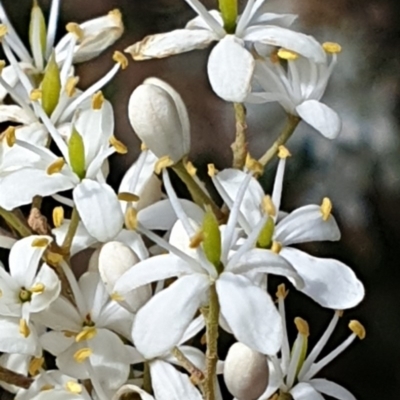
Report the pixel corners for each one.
[224,342,269,400]
[128,78,191,164]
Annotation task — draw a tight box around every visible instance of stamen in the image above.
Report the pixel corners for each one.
[278,145,291,159]
[113,51,128,70]
[111,292,124,302]
[189,231,205,248]
[28,357,44,376]
[276,283,288,299]
[262,195,276,217]
[1,126,16,147]
[125,207,138,230]
[295,317,310,336]
[349,320,366,339]
[66,22,84,41]
[323,42,342,54]
[278,48,299,61]
[91,91,104,110]
[46,158,65,175]
[30,88,42,101]
[52,206,64,228]
[207,163,218,177]
[320,197,332,221]
[109,135,128,154]
[40,384,54,391]
[109,8,122,22]
[140,142,148,151]
[154,156,174,174]
[65,381,82,394]
[185,160,197,176]
[45,251,63,266]
[0,24,8,39]
[19,319,30,338]
[270,49,280,64]
[65,76,79,97]
[245,153,263,175]
[31,237,50,247]
[75,326,97,342]
[118,192,140,202]
[0,60,5,73]
[30,283,45,293]
[73,348,92,363]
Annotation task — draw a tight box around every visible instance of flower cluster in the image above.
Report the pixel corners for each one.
[0,1,365,400]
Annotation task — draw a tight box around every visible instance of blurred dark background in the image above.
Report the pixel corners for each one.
[1,0,400,398]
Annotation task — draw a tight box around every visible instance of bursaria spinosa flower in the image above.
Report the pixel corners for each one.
[125,0,325,102]
[0,236,60,356]
[128,78,190,163]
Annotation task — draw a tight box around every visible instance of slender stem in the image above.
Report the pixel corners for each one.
[258,114,301,166]
[171,161,223,221]
[143,362,152,394]
[172,347,205,387]
[0,365,33,389]
[204,284,220,400]
[61,206,80,254]
[0,206,32,237]
[231,103,248,170]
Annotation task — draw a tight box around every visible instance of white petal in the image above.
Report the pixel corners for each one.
[274,205,341,246]
[132,274,209,359]
[115,229,149,260]
[296,100,341,139]
[112,385,154,400]
[290,382,325,400]
[217,272,282,355]
[151,359,203,400]
[0,353,30,394]
[309,378,356,400]
[73,180,124,242]
[281,248,365,309]
[0,105,34,124]
[40,331,74,356]
[208,36,255,102]
[125,29,218,60]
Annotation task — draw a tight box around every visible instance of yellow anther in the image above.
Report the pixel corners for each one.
[91,91,104,110]
[0,60,5,74]
[185,160,197,176]
[336,310,344,317]
[278,145,291,159]
[323,42,342,54]
[30,283,45,293]
[73,348,92,363]
[52,206,64,228]
[349,320,366,340]
[65,381,82,394]
[40,384,55,391]
[30,88,42,101]
[154,156,174,174]
[276,283,289,299]
[271,241,282,254]
[109,135,128,154]
[19,319,30,338]
[245,153,263,176]
[262,195,276,217]
[46,157,65,175]
[278,48,299,61]
[45,251,63,266]
[125,207,138,230]
[66,22,84,41]
[75,326,97,342]
[109,8,122,22]
[111,292,124,302]
[0,24,8,39]
[29,357,44,376]
[117,192,140,202]
[31,237,50,247]
[140,142,148,151]
[0,126,16,147]
[320,197,332,221]
[294,317,310,336]
[65,76,79,97]
[189,231,205,249]
[207,163,217,177]
[113,51,128,70]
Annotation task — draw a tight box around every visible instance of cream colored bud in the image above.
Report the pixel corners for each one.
[128,78,191,163]
[223,342,269,400]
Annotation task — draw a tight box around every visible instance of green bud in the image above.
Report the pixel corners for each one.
[218,0,238,33]
[257,217,275,249]
[202,208,222,273]
[29,0,47,62]
[68,128,86,180]
[41,52,61,116]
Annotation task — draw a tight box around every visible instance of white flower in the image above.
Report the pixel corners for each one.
[0,235,60,356]
[0,353,30,394]
[125,0,325,102]
[113,167,304,359]
[128,78,191,163]
[212,153,364,310]
[247,43,342,139]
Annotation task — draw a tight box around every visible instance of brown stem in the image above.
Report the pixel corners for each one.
[0,365,33,389]
[172,347,205,386]
[231,103,248,169]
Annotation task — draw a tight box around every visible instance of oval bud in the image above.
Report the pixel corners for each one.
[128,78,190,163]
[224,342,269,400]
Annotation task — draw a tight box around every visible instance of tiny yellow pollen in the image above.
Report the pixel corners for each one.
[262,195,276,217]
[66,22,84,41]
[154,156,174,174]
[113,51,128,70]
[245,153,264,176]
[125,206,138,230]
[30,88,42,101]
[29,357,44,376]
[111,292,124,302]
[336,310,344,317]
[40,384,54,391]
[320,197,332,221]
[45,251,63,266]
[271,241,282,254]
[294,317,310,336]
[65,76,79,97]
[349,320,366,340]
[109,135,128,154]
[19,319,30,338]
[278,145,291,159]
[207,163,218,177]
[0,24,8,40]
[189,231,205,249]
[0,60,6,74]
[65,381,83,394]
[140,142,148,151]
[276,283,289,299]
[0,126,16,147]
[278,48,299,61]
[323,42,342,54]
[91,91,104,110]
[118,192,140,202]
[31,237,50,247]
[75,326,97,342]
[109,8,122,22]
[73,347,92,363]
[185,160,197,177]
[52,206,64,228]
[30,282,45,293]
[46,157,65,175]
